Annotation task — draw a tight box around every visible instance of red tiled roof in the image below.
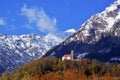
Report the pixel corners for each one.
[63,54,72,57]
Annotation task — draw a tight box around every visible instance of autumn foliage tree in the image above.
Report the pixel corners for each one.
[0,56,120,80]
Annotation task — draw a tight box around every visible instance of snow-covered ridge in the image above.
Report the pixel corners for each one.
[0,33,63,74]
[73,0,120,43]
[45,33,62,44]
[0,29,76,74]
[65,28,76,33]
[104,0,120,12]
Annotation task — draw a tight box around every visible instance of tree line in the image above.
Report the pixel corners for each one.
[0,56,120,80]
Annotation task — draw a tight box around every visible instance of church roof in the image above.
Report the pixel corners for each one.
[63,54,72,57]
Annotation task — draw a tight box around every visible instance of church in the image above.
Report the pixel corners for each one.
[62,50,74,61]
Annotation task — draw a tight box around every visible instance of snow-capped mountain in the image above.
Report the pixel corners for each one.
[0,30,75,74]
[0,34,56,74]
[0,30,72,73]
[44,0,120,62]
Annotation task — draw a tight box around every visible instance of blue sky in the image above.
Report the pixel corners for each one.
[0,0,114,35]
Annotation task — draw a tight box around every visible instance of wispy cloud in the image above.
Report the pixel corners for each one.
[0,18,6,26]
[21,4,57,33]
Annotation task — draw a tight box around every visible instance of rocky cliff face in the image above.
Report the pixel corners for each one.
[44,0,120,62]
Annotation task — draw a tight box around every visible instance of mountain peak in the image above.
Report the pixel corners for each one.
[105,0,120,12]
[65,28,76,33]
[44,0,120,62]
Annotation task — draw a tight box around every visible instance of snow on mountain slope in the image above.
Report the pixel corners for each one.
[44,0,120,62]
[0,34,57,74]
[54,29,76,40]
[0,28,76,74]
[65,28,76,33]
[45,33,63,45]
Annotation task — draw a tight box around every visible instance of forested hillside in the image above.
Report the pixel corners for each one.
[0,56,120,80]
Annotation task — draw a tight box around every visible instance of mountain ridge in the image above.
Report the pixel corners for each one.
[44,0,120,62]
[0,30,75,74]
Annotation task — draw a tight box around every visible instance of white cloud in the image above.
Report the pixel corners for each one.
[0,18,6,26]
[21,4,57,33]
